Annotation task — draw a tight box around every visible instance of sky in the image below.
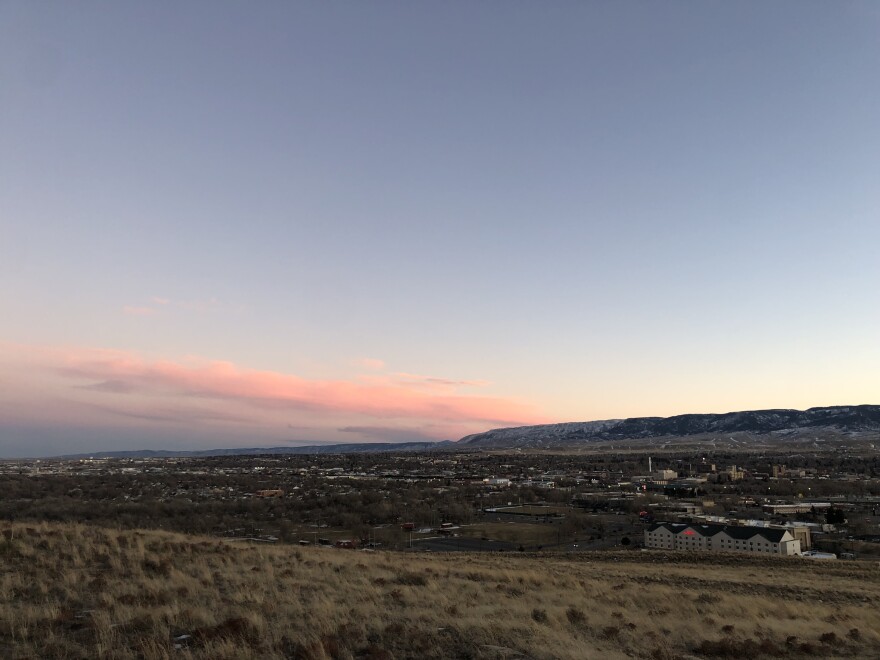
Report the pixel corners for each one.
[2,2,879,457]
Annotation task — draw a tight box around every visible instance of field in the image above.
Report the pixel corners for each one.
[2,521,879,659]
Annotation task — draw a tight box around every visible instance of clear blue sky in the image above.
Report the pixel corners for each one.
[1,2,879,456]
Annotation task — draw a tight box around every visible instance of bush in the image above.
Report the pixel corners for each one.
[393,572,427,586]
[694,638,782,658]
[566,607,586,626]
[600,626,620,639]
[819,631,838,645]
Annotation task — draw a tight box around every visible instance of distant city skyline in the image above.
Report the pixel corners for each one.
[2,2,879,457]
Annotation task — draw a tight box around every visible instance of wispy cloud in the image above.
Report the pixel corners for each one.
[85,402,255,425]
[9,343,546,429]
[75,379,135,394]
[338,425,441,443]
[392,372,491,392]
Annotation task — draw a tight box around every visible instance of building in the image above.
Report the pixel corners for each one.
[788,525,812,550]
[645,522,802,556]
[762,503,830,515]
[484,477,511,486]
[726,465,745,481]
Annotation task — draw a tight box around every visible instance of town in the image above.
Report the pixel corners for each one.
[3,447,878,559]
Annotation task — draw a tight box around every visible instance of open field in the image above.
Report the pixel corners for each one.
[486,506,570,516]
[2,521,879,659]
[453,521,565,546]
[422,520,626,552]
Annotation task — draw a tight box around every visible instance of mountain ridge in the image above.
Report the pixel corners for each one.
[459,405,880,448]
[43,405,880,459]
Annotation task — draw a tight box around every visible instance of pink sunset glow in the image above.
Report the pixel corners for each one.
[0,343,548,449]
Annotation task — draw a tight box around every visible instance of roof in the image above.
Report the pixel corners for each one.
[648,522,791,543]
[647,522,724,537]
[714,526,790,542]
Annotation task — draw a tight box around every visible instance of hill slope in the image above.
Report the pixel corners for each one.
[459,405,880,448]
[1,521,878,659]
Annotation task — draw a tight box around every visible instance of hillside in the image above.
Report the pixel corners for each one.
[459,405,880,448]
[2,522,879,659]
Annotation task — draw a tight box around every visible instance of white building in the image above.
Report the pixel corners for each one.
[645,522,801,556]
[484,477,511,486]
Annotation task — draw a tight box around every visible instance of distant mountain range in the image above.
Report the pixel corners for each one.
[54,405,880,458]
[458,405,880,448]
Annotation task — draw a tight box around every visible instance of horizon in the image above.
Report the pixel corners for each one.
[3,3,880,458]
[6,402,878,460]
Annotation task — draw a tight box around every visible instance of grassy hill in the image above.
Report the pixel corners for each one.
[1,522,878,659]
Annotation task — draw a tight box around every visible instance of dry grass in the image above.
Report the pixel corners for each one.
[1,521,878,659]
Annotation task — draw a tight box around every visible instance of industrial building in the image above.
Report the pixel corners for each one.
[645,522,802,556]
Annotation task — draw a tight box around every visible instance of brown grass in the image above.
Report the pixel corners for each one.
[1,521,878,659]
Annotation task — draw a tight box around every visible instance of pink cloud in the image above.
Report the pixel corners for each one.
[392,372,491,391]
[338,425,439,442]
[11,343,547,429]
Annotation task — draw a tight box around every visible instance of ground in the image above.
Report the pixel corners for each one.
[2,521,879,659]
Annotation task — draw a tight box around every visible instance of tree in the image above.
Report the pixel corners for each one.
[826,507,846,525]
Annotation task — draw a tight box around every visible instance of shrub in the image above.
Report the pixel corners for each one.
[566,607,586,626]
[600,626,620,640]
[819,631,838,645]
[757,638,784,657]
[695,638,741,657]
[393,572,427,586]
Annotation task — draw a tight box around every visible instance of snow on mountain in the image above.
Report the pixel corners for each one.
[458,405,880,448]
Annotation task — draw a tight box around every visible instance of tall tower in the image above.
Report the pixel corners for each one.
[649,456,652,473]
